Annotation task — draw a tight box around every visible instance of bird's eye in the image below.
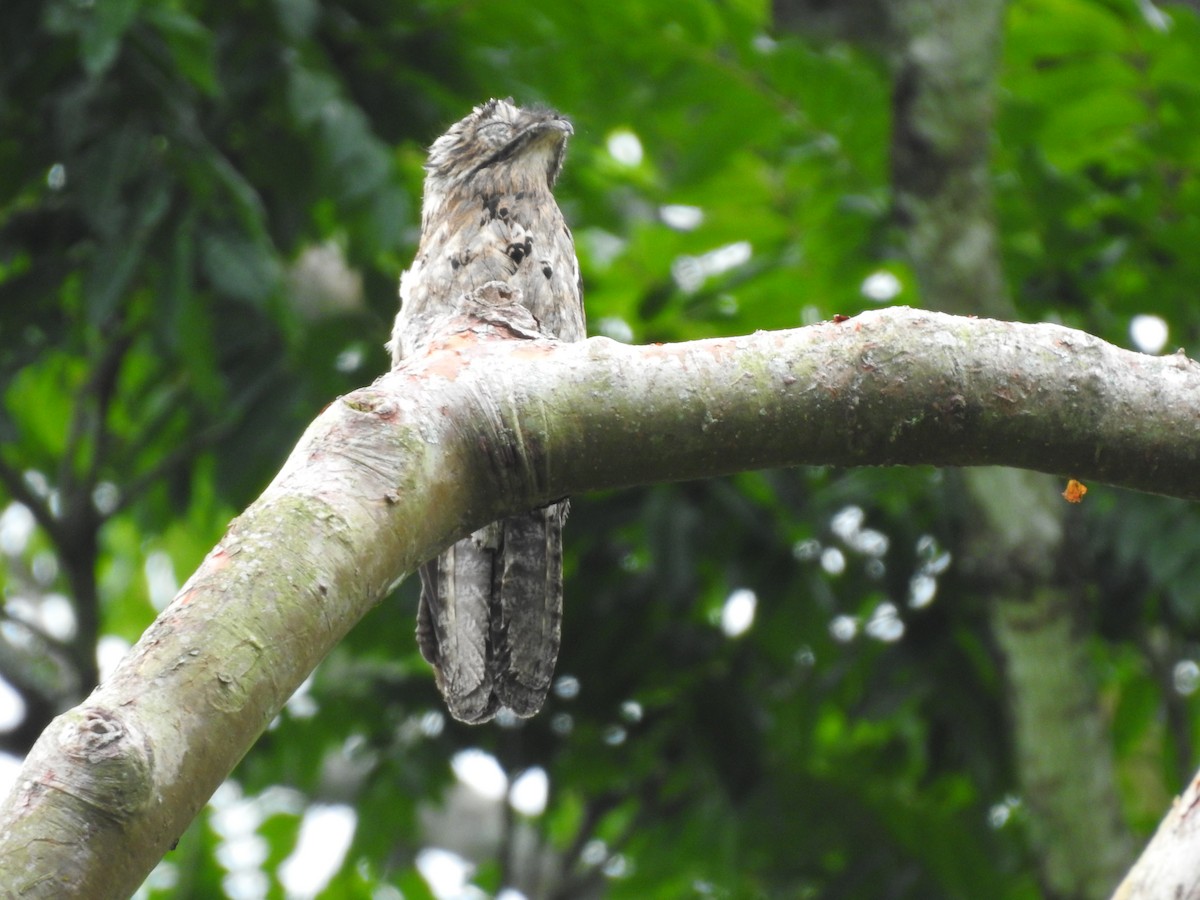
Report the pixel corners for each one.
[477,120,513,148]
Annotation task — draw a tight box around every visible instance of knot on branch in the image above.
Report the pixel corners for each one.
[53,707,153,821]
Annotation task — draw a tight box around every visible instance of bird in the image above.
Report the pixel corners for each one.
[389,98,585,723]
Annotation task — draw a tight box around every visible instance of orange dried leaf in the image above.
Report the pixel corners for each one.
[1062,479,1088,503]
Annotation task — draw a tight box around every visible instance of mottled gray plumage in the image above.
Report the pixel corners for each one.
[390,98,584,724]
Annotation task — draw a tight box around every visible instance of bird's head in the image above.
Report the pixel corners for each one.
[423,98,573,193]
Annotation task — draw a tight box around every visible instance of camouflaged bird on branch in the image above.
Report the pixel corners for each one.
[389,98,585,724]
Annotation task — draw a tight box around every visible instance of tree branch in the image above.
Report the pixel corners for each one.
[0,306,1197,896]
[59,329,133,504]
[0,456,63,549]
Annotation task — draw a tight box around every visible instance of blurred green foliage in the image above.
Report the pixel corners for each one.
[2,0,1200,897]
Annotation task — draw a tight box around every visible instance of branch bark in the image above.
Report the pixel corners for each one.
[0,306,1198,896]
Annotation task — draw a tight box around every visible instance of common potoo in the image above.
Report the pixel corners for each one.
[390,99,585,724]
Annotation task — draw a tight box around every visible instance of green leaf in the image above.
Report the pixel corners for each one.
[84,181,171,325]
[287,65,340,128]
[320,106,391,201]
[142,7,218,96]
[200,230,281,304]
[77,0,142,77]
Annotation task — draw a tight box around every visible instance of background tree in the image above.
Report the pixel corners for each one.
[2,0,1199,897]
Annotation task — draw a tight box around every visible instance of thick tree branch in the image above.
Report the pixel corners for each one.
[519,307,1200,501]
[0,306,1198,896]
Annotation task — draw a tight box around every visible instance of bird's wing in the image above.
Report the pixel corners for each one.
[416,524,503,723]
[493,503,566,716]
